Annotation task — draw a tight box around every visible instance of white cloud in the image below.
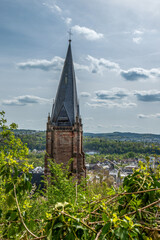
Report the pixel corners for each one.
[132,28,157,44]
[18,54,160,82]
[149,68,160,77]
[54,4,62,13]
[18,57,89,72]
[132,28,144,44]
[74,63,89,72]
[65,17,72,25]
[133,30,144,35]
[80,92,91,97]
[72,25,103,41]
[94,89,160,104]
[42,2,62,13]
[87,99,136,109]
[93,89,160,104]
[120,68,160,81]
[134,90,160,102]
[138,113,160,119]
[87,55,120,74]
[120,68,149,81]
[86,88,146,109]
[43,2,72,27]
[95,88,129,100]
[2,95,51,106]
[87,55,160,81]
[133,37,143,44]
[18,57,64,71]
[43,2,62,13]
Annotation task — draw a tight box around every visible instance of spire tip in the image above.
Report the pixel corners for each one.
[68,29,72,42]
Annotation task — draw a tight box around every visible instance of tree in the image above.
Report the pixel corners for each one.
[0,111,34,239]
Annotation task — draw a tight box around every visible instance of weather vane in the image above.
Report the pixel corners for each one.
[68,28,73,42]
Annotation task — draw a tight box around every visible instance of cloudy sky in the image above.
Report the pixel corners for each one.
[1,0,160,133]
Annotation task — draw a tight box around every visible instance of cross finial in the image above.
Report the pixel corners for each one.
[68,28,73,42]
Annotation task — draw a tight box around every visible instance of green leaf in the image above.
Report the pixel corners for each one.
[137,210,142,220]
[64,232,75,240]
[53,222,64,229]
[5,182,14,194]
[119,209,127,216]
[120,229,128,240]
[6,194,15,207]
[152,175,160,188]
[116,228,129,240]
[9,211,18,221]
[102,213,109,222]
[47,227,53,240]
[102,222,110,235]
[5,210,17,221]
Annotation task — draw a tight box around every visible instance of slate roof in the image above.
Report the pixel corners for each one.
[51,41,79,126]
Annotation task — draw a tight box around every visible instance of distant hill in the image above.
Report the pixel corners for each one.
[84,132,160,143]
[14,129,46,150]
[10,130,160,151]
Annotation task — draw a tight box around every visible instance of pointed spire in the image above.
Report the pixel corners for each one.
[51,41,79,126]
[68,29,73,42]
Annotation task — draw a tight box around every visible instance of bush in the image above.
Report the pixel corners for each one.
[0,112,160,239]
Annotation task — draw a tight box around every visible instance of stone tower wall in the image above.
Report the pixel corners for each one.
[45,118,86,180]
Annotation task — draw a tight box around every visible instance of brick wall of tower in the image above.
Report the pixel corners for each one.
[45,118,86,180]
[53,129,73,166]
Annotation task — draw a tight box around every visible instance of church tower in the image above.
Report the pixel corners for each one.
[45,40,86,180]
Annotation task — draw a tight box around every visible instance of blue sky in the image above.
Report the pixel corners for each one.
[1,0,160,133]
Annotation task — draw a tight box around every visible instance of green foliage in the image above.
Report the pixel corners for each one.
[15,130,46,151]
[28,151,45,168]
[0,111,33,239]
[7,129,160,157]
[84,137,160,155]
[0,112,160,239]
